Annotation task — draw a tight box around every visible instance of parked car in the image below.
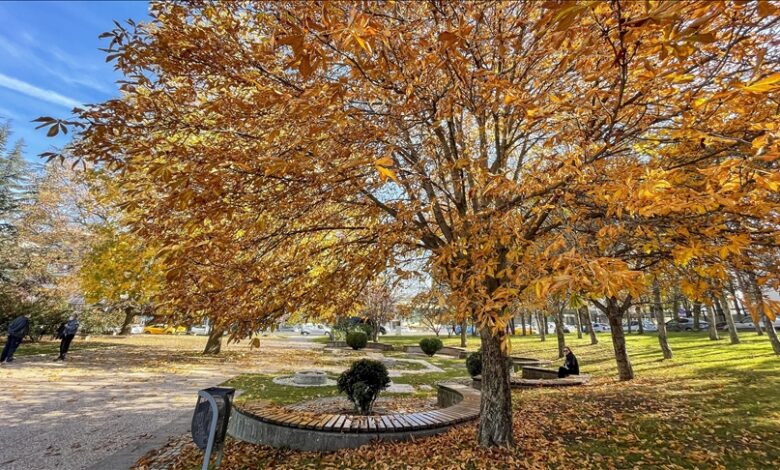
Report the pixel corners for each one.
[143,324,187,335]
[189,324,211,335]
[665,318,708,331]
[723,317,780,331]
[129,324,144,334]
[583,322,611,333]
[623,320,658,332]
[300,323,332,335]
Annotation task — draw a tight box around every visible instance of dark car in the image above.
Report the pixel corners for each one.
[665,317,709,331]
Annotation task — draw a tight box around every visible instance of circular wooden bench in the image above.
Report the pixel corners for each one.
[227,383,480,451]
[472,373,590,389]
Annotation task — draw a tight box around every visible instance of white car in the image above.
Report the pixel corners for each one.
[189,324,211,335]
[732,317,780,330]
[300,323,331,335]
[584,322,611,333]
[623,321,657,332]
[129,324,144,334]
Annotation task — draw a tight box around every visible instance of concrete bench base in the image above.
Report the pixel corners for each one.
[521,366,559,380]
[228,383,480,452]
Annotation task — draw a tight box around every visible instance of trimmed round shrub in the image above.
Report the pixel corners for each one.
[337,359,391,414]
[419,337,443,356]
[346,330,368,350]
[466,350,482,377]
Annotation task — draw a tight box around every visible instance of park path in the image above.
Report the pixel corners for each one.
[0,337,322,470]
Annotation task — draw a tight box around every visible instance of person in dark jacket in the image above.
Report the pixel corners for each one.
[558,347,580,378]
[1,314,30,364]
[57,315,79,361]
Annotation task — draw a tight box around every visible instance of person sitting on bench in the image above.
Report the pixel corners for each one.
[558,347,579,378]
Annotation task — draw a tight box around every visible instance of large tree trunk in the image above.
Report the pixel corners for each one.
[120,306,135,335]
[477,328,514,447]
[705,303,719,340]
[537,311,546,342]
[203,325,225,355]
[653,282,673,359]
[554,308,565,358]
[509,317,516,336]
[718,295,740,344]
[603,299,634,380]
[574,305,583,339]
[693,302,702,330]
[673,293,680,320]
[460,318,467,347]
[580,305,597,345]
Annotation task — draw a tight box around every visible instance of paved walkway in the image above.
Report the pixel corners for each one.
[0,338,323,470]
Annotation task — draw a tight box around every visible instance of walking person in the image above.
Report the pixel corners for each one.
[558,346,580,378]
[1,314,30,364]
[57,315,79,361]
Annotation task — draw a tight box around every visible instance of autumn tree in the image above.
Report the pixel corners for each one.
[44,1,780,447]
[80,226,164,335]
[359,277,397,342]
[408,284,453,337]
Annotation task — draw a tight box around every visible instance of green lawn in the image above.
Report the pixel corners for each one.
[219,331,780,468]
[226,354,469,405]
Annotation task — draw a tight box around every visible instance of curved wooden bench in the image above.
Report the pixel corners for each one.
[472,374,590,389]
[227,383,480,451]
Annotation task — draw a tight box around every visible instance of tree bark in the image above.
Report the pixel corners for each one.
[636,306,644,334]
[718,295,740,344]
[705,304,719,340]
[574,305,583,339]
[672,293,680,320]
[580,305,597,345]
[626,307,632,334]
[537,311,546,342]
[737,274,764,336]
[653,281,672,359]
[477,328,514,447]
[120,306,135,335]
[521,311,527,336]
[509,317,516,336]
[554,307,565,358]
[460,319,467,347]
[604,300,634,380]
[693,302,702,331]
[203,325,225,355]
[727,277,745,318]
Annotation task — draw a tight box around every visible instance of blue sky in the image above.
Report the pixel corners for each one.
[0,1,150,164]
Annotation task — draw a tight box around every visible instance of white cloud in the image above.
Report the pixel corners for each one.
[0,72,82,108]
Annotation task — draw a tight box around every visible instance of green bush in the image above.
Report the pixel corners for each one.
[345,330,368,350]
[419,337,443,356]
[337,359,390,414]
[466,350,482,377]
